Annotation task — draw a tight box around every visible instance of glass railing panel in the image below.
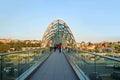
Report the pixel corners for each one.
[64,49,120,80]
[95,55,120,80]
[0,56,1,80]
[0,48,51,80]
[2,53,19,80]
[40,48,50,62]
[18,51,30,76]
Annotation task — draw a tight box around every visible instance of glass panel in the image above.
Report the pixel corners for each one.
[2,53,18,80]
[0,48,51,80]
[64,49,120,80]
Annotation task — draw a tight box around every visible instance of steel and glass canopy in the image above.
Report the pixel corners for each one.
[42,18,76,48]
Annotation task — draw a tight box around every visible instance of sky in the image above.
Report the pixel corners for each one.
[0,0,120,43]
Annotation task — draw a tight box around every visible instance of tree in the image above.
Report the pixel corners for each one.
[0,43,10,53]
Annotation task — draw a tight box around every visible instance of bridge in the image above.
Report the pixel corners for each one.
[0,19,120,80]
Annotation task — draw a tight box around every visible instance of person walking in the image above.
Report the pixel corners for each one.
[58,43,62,53]
[54,43,57,51]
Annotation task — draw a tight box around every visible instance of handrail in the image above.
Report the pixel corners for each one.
[0,48,42,56]
[89,52,120,62]
[79,50,120,62]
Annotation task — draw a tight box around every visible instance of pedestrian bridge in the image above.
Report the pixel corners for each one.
[0,19,120,80]
[28,51,79,80]
[1,48,120,80]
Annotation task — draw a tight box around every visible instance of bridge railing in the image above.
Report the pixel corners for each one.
[64,49,120,80]
[0,48,50,80]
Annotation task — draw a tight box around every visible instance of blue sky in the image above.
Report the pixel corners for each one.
[0,0,120,42]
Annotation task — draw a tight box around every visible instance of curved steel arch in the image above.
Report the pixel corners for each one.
[42,18,76,48]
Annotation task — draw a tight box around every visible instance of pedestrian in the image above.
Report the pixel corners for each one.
[58,43,62,53]
[54,43,57,51]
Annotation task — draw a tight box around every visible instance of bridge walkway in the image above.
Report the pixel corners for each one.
[28,50,79,80]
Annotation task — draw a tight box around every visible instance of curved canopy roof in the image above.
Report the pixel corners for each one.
[42,18,76,48]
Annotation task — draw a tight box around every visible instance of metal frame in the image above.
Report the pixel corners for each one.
[41,18,76,48]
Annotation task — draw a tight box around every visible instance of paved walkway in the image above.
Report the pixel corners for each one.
[28,50,79,80]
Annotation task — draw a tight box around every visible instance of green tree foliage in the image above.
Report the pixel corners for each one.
[113,44,120,53]
[0,42,10,53]
[0,41,41,53]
